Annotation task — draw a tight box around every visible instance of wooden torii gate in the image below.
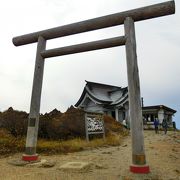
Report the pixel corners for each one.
[13,1,175,173]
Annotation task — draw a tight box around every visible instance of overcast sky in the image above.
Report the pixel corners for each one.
[0,0,179,128]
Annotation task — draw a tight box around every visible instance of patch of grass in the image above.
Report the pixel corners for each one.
[37,133,126,154]
[0,131,127,156]
[0,137,25,156]
[37,138,85,154]
[0,127,129,156]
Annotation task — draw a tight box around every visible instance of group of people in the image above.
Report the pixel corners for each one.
[154,118,168,134]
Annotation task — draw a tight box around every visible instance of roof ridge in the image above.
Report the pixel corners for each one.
[85,80,122,88]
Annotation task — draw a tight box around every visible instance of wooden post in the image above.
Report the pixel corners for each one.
[85,113,89,142]
[124,17,150,173]
[41,36,126,58]
[22,36,46,161]
[115,108,119,121]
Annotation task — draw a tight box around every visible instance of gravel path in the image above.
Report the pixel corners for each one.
[0,130,179,180]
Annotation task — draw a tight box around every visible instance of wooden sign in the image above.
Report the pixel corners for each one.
[85,112,105,141]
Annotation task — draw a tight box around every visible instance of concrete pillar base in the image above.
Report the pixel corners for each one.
[130,164,150,174]
[22,154,39,161]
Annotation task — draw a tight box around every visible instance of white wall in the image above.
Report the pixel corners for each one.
[84,101,104,113]
[158,109,164,123]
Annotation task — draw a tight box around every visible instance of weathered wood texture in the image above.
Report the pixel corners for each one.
[124,17,146,165]
[25,36,46,155]
[13,1,175,46]
[41,36,125,58]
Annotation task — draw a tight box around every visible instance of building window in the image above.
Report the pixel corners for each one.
[123,111,125,120]
[111,111,115,119]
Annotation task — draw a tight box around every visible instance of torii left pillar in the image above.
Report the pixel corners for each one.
[22,36,46,161]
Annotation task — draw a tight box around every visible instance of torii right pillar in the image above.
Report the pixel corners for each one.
[124,17,150,173]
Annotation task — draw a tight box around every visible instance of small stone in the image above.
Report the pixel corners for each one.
[102,151,112,154]
[58,162,92,172]
[174,169,180,174]
[175,140,180,143]
[122,144,127,147]
[172,148,178,152]
[169,154,178,159]
[41,160,56,168]
[26,159,56,168]
[95,164,108,169]
[121,176,133,180]
[8,159,29,166]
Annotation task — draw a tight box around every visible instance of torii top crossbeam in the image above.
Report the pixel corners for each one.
[13,1,175,46]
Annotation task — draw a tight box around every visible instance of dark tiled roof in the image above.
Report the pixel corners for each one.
[75,80,128,107]
[142,105,176,113]
[85,80,121,89]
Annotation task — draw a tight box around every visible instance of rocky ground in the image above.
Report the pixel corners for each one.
[0,130,179,180]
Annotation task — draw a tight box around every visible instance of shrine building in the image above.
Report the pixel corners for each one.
[75,81,176,128]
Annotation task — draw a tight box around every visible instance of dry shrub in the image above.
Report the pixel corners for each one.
[0,134,25,156]
[44,106,86,140]
[0,107,128,141]
[38,109,62,139]
[0,107,28,137]
[46,107,128,140]
[0,106,128,140]
[104,115,129,136]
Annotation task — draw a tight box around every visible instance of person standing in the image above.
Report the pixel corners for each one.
[162,119,168,134]
[172,121,176,131]
[154,118,159,134]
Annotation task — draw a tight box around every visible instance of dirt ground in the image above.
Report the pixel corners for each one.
[0,130,179,180]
